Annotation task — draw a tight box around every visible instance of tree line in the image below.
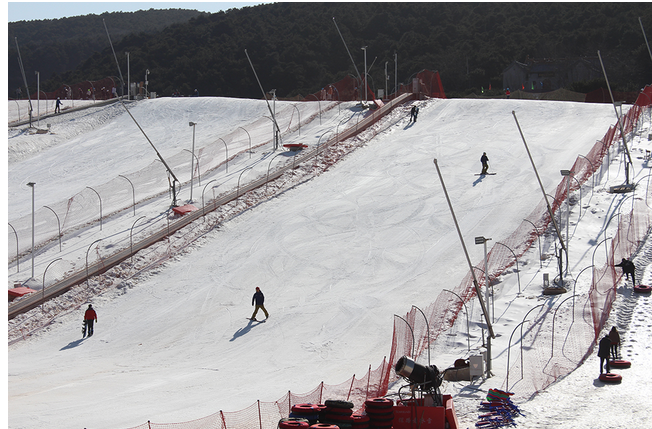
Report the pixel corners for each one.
[8,2,652,100]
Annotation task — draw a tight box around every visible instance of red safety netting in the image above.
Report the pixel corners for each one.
[29,77,119,101]
[306,69,446,103]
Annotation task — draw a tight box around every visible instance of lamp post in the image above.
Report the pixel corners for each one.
[361,46,368,103]
[561,169,572,275]
[126,52,130,100]
[269,89,278,149]
[145,69,149,97]
[475,236,492,321]
[27,182,36,279]
[35,71,40,127]
[384,61,388,100]
[476,235,492,376]
[189,122,197,202]
[394,51,398,98]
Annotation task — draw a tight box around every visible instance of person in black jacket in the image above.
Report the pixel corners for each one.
[609,326,620,360]
[250,287,269,321]
[480,152,489,175]
[598,335,612,374]
[615,258,636,285]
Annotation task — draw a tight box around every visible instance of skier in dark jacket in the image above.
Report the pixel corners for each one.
[481,152,489,175]
[83,304,97,337]
[251,287,269,321]
[598,335,612,374]
[409,106,419,122]
[615,258,636,285]
[609,326,620,360]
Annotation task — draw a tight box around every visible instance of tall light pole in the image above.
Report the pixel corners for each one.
[189,122,197,202]
[361,46,368,103]
[27,182,36,279]
[145,69,150,97]
[394,51,398,98]
[126,52,130,100]
[270,89,278,149]
[476,235,492,376]
[35,71,40,127]
[561,170,572,275]
[475,236,492,322]
[384,61,388,100]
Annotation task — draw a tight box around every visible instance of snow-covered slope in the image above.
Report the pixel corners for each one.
[7,97,652,429]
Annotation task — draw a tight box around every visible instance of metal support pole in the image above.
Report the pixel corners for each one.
[27,182,36,279]
[189,122,196,202]
[433,159,494,375]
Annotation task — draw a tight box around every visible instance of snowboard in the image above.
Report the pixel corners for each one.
[475,173,496,176]
[247,318,266,323]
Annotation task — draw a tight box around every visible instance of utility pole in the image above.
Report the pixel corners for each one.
[126,52,130,100]
[362,46,367,103]
[35,71,40,127]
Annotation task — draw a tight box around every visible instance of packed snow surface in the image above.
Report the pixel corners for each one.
[7,96,652,429]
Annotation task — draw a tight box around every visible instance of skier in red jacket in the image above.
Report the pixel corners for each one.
[83,304,97,338]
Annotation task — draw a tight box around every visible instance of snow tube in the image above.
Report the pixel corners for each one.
[599,373,622,383]
[363,406,393,417]
[351,414,370,423]
[292,404,320,414]
[279,419,310,428]
[289,413,319,422]
[634,284,652,293]
[610,359,631,368]
[284,143,308,151]
[322,412,353,422]
[364,397,394,409]
[324,407,352,416]
[325,399,354,409]
[309,424,340,429]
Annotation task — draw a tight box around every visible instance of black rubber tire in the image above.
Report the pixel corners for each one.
[325,399,354,409]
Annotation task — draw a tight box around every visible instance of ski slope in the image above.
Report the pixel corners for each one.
[7,96,652,429]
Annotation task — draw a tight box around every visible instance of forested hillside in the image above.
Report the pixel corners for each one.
[8,8,202,96]
[8,2,652,99]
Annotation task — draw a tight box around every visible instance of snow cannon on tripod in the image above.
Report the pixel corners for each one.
[395,355,443,405]
[392,356,460,428]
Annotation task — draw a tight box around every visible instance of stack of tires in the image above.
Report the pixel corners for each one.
[320,399,355,429]
[363,398,394,429]
[289,403,324,425]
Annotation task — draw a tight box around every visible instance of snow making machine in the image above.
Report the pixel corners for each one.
[392,355,460,429]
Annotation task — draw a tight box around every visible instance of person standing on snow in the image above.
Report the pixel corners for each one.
[481,152,489,175]
[83,304,97,338]
[609,326,620,360]
[615,258,636,285]
[55,97,62,113]
[598,335,612,374]
[251,287,269,321]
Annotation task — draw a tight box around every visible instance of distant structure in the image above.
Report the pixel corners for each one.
[503,56,603,92]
